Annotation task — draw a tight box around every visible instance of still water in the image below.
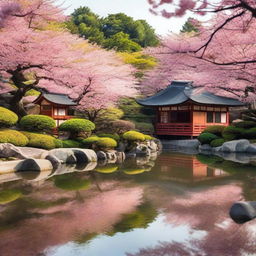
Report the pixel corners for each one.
[0,152,256,256]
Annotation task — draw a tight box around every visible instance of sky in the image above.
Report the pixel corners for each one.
[58,0,191,36]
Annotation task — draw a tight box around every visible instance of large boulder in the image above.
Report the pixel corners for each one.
[135,144,151,157]
[73,149,97,162]
[221,139,250,153]
[0,143,27,159]
[246,144,256,154]
[97,151,107,161]
[199,144,212,152]
[105,151,117,163]
[42,149,77,164]
[147,140,158,153]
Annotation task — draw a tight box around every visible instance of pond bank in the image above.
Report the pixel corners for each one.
[0,140,161,173]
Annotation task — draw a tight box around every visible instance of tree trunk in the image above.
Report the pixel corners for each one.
[10,89,27,118]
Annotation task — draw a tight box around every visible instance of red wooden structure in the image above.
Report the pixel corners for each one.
[33,93,77,127]
[137,81,244,137]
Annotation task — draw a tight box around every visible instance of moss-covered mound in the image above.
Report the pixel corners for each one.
[123,131,145,141]
[22,132,59,150]
[96,137,117,149]
[0,130,29,146]
[19,115,56,132]
[0,107,18,128]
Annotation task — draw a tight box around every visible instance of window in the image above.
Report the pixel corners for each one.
[207,112,214,123]
[215,112,221,123]
[221,113,227,123]
[54,108,66,116]
[160,112,169,123]
[42,105,52,111]
[170,111,191,123]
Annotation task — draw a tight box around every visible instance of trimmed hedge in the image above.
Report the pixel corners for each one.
[243,128,256,139]
[22,132,59,150]
[97,133,120,141]
[82,136,100,146]
[62,140,82,148]
[144,135,154,140]
[197,132,218,145]
[203,125,226,136]
[123,131,145,141]
[59,119,95,133]
[19,115,56,132]
[222,126,245,141]
[0,130,29,146]
[0,107,18,128]
[210,138,225,147]
[54,139,63,148]
[96,137,117,149]
[233,121,256,129]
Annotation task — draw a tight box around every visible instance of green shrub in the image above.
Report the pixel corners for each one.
[82,136,100,146]
[243,128,256,139]
[96,137,117,149]
[123,131,145,141]
[197,132,218,145]
[233,121,256,129]
[0,107,18,128]
[22,132,58,150]
[203,125,226,136]
[0,130,29,146]
[54,174,91,191]
[0,189,23,204]
[97,133,120,141]
[54,139,63,148]
[59,119,95,134]
[210,138,225,147]
[222,126,245,141]
[62,140,82,148]
[19,115,56,132]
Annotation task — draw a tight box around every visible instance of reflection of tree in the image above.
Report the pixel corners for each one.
[109,201,158,234]
[129,184,256,256]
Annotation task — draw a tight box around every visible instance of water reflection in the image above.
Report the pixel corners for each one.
[0,152,256,255]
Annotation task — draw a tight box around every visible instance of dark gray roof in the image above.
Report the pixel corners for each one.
[137,81,244,107]
[35,93,77,106]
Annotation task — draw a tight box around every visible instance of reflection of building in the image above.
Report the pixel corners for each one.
[33,93,77,126]
[137,81,244,138]
[158,153,228,183]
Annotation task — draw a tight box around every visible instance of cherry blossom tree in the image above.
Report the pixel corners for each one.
[0,0,136,117]
[140,10,256,101]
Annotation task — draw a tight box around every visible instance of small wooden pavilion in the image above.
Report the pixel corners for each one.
[137,81,244,137]
[33,93,77,126]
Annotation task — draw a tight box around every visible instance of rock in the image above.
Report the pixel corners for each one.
[147,140,158,153]
[116,152,126,163]
[105,151,117,163]
[14,158,52,172]
[222,139,250,153]
[75,161,97,172]
[199,144,212,151]
[230,201,256,224]
[74,149,97,162]
[42,149,77,164]
[136,144,151,157]
[18,147,47,159]
[116,141,127,152]
[246,144,256,154]
[97,151,107,161]
[212,146,222,152]
[0,143,27,159]
[45,154,62,170]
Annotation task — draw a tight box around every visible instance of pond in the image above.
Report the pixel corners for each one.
[0,151,256,256]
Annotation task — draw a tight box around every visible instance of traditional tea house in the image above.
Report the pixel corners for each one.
[33,93,77,126]
[137,81,244,138]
